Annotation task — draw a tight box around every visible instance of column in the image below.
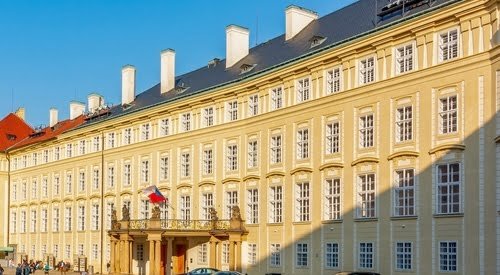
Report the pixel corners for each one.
[229,241,235,270]
[235,241,242,272]
[155,240,161,274]
[110,239,116,273]
[209,237,217,268]
[166,238,173,275]
[114,239,121,273]
[149,240,156,275]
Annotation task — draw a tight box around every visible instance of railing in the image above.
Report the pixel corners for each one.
[118,219,232,231]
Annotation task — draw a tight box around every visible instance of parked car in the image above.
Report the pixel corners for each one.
[213,271,246,275]
[335,272,381,275]
[187,267,220,275]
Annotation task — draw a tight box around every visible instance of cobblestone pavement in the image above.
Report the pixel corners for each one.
[1,267,93,274]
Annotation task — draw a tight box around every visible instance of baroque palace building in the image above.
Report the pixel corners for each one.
[3,0,500,274]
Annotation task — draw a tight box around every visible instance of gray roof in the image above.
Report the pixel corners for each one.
[81,0,460,128]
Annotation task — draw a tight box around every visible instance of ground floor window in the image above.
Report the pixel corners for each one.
[296,243,309,267]
[325,242,339,268]
[439,241,457,272]
[395,242,412,271]
[359,242,374,269]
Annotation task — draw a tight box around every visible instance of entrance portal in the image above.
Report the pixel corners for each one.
[174,244,186,274]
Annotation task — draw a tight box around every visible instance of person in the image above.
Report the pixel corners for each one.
[0,264,4,275]
[15,264,22,275]
[44,262,50,275]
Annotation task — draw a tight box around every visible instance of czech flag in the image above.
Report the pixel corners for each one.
[142,185,167,204]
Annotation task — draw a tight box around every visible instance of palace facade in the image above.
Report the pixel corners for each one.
[4,0,500,274]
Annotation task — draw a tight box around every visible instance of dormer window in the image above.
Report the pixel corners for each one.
[174,82,189,94]
[6,134,16,141]
[309,35,326,48]
[240,64,257,74]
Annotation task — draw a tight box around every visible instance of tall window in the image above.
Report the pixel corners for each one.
[247,140,258,168]
[396,242,412,271]
[78,244,84,256]
[159,202,169,220]
[79,140,86,155]
[79,172,85,192]
[439,29,458,62]
[222,243,230,265]
[180,195,191,220]
[141,160,150,183]
[359,114,374,148]
[201,193,213,220]
[227,101,238,121]
[248,94,259,116]
[64,206,72,231]
[32,153,37,166]
[270,244,281,267]
[41,178,48,198]
[107,167,115,188]
[359,56,375,84]
[181,113,191,132]
[160,119,170,136]
[31,180,38,199]
[295,182,310,222]
[396,106,413,142]
[92,244,99,260]
[93,169,100,189]
[93,136,100,152]
[30,210,37,232]
[439,95,458,134]
[41,209,48,232]
[107,133,115,148]
[246,189,258,224]
[326,67,341,94]
[77,206,85,231]
[437,163,460,214]
[140,200,150,219]
[54,147,60,160]
[203,149,213,175]
[268,186,283,224]
[65,174,72,194]
[54,245,59,259]
[65,245,71,259]
[106,202,114,230]
[296,243,309,267]
[123,164,131,186]
[226,145,238,171]
[396,44,414,74]
[10,212,16,233]
[203,107,214,127]
[53,176,60,195]
[359,242,374,269]
[43,150,49,163]
[198,243,208,264]
[248,244,257,265]
[296,129,309,159]
[439,241,457,272]
[296,78,310,103]
[160,156,169,181]
[12,183,17,201]
[137,244,144,261]
[394,169,415,216]
[357,174,376,218]
[141,123,150,141]
[91,204,99,230]
[325,178,341,220]
[325,243,339,269]
[271,87,283,110]
[53,208,59,232]
[225,191,238,219]
[123,128,132,145]
[181,153,191,177]
[326,122,340,154]
[270,135,282,164]
[22,182,27,199]
[20,211,26,233]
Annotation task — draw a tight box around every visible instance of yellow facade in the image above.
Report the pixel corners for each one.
[5,0,500,274]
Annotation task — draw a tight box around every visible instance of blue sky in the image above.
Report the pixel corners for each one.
[0,0,357,127]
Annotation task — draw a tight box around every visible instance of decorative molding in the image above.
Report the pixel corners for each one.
[50,199,61,204]
[319,162,344,171]
[198,180,216,187]
[104,192,117,198]
[242,175,260,181]
[176,183,193,190]
[351,157,379,166]
[222,177,241,184]
[119,190,133,196]
[428,144,465,155]
[290,167,313,175]
[387,151,420,160]
[265,171,286,178]
[62,197,73,203]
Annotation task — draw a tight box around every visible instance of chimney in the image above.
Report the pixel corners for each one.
[49,108,58,127]
[161,49,176,94]
[14,107,26,121]
[122,65,136,105]
[285,5,318,41]
[69,101,85,120]
[226,25,249,68]
[88,93,104,113]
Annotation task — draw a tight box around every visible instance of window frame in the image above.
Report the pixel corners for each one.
[395,42,415,75]
[358,55,376,85]
[325,66,342,94]
[296,77,311,103]
[438,28,459,63]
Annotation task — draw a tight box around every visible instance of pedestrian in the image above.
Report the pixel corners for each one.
[16,264,22,275]
[0,264,4,275]
[44,262,50,275]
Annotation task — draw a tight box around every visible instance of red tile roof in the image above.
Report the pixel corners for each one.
[0,113,33,152]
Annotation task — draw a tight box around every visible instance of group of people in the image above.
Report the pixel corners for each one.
[14,260,49,275]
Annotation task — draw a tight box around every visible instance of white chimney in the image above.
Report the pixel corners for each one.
[69,101,85,120]
[88,93,104,113]
[161,49,176,94]
[122,65,136,105]
[49,108,58,127]
[226,25,249,68]
[285,5,318,41]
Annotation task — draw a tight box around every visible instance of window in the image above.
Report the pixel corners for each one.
[225,191,238,219]
[107,166,115,188]
[246,189,258,224]
[160,202,169,220]
[77,205,85,231]
[32,153,37,165]
[359,114,374,148]
[79,172,85,192]
[22,182,27,199]
[54,245,59,258]
[296,243,309,267]
[202,149,213,175]
[123,164,131,186]
[296,78,310,102]
[326,122,340,154]
[296,129,309,159]
[53,208,59,232]
[160,119,170,136]
[137,244,144,261]
[65,174,72,194]
[65,245,71,259]
[181,113,191,131]
[271,87,283,110]
[439,95,458,134]
[227,101,238,121]
[396,242,412,271]
[31,180,37,199]
[359,243,374,269]
[222,243,230,265]
[226,145,238,171]
[12,184,17,201]
[359,56,375,84]
[54,147,60,161]
[78,244,84,256]
[140,200,150,220]
[43,150,49,163]
[79,140,86,155]
[203,107,214,127]
[396,44,414,74]
[325,243,339,269]
[123,128,132,145]
[141,123,150,141]
[325,178,341,220]
[93,169,100,189]
[270,244,281,267]
[181,153,191,177]
[437,163,460,214]
[160,156,169,181]
[248,244,257,265]
[41,245,46,258]
[30,210,37,232]
[42,178,48,198]
[439,241,457,272]
[20,211,26,233]
[396,106,413,142]
[201,193,213,220]
[439,29,458,62]
[10,212,16,233]
[106,202,114,230]
[270,135,282,164]
[295,182,310,222]
[91,204,99,230]
[31,245,36,259]
[53,176,60,195]
[326,67,341,94]
[92,244,99,260]
[357,174,376,218]
[64,206,72,231]
[93,136,100,152]
[248,94,259,116]
[198,243,208,264]
[180,195,191,220]
[394,169,415,216]
[41,209,47,232]
[247,140,258,168]
[141,160,150,183]
[269,186,283,223]
[107,133,115,148]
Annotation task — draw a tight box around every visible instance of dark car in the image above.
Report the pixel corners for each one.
[187,267,220,275]
[335,272,381,275]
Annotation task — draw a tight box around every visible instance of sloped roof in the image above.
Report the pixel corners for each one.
[0,113,33,152]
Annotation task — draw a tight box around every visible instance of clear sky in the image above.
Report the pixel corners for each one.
[0,0,357,127]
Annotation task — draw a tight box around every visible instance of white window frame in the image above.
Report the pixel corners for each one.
[359,56,375,85]
[226,100,238,122]
[247,140,258,168]
[159,118,170,136]
[248,94,259,117]
[225,191,238,219]
[203,107,214,127]
[269,186,283,223]
[439,241,458,272]
[52,207,59,232]
[326,121,340,154]
[77,205,85,231]
[93,169,100,190]
[438,28,459,63]
[107,132,115,148]
[326,67,342,94]
[359,242,374,269]
[357,174,376,218]
[325,242,340,269]
[226,144,238,171]
[201,193,213,220]
[296,128,309,159]
[395,42,415,75]
[359,114,374,148]
[123,163,131,186]
[270,86,283,110]
[181,153,191,178]
[270,135,282,164]
[396,105,413,142]
[159,156,169,181]
[296,243,309,268]
[93,136,100,152]
[202,149,213,175]
[270,243,281,267]
[295,182,310,222]
[324,178,341,221]
[181,113,192,132]
[79,172,85,192]
[141,160,150,183]
[141,123,151,141]
[198,243,208,264]
[246,189,258,224]
[140,199,150,220]
[395,242,412,271]
[91,204,99,230]
[123,128,132,145]
[436,163,461,214]
[296,77,311,103]
[394,169,415,217]
[107,166,115,188]
[248,243,257,265]
[64,206,72,231]
[180,195,191,220]
[439,95,458,134]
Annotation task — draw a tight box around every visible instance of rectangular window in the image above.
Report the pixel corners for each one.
[396,44,414,74]
[160,156,169,181]
[247,140,258,168]
[160,119,170,136]
[225,191,238,219]
[246,189,258,224]
[359,56,375,84]
[359,242,374,269]
[79,140,86,155]
[396,106,413,142]
[140,200,150,220]
[137,244,144,261]
[181,153,191,177]
[41,209,48,232]
[180,195,191,220]
[326,67,341,94]
[92,244,98,260]
[43,150,49,163]
[31,180,37,199]
[326,122,340,154]
[440,95,458,134]
[31,245,35,259]
[227,101,238,121]
[32,153,37,165]
[357,174,376,218]
[203,107,214,127]
[437,163,461,214]
[64,207,72,231]
[93,136,100,152]
[160,202,169,220]
[123,128,132,145]
[181,113,191,132]
[296,243,309,267]
[42,178,48,198]
[107,167,115,188]
[359,114,374,148]
[396,242,412,271]
[270,135,282,164]
[439,241,457,271]
[52,208,59,232]
[12,183,17,201]
[123,164,131,186]
[10,212,16,233]
[30,210,37,232]
[53,176,60,195]
[226,145,238,171]
[222,243,230,265]
[271,87,283,110]
[66,174,72,194]
[107,133,115,148]
[106,202,114,230]
[203,149,213,175]
[296,129,309,159]
[201,193,213,220]
[325,178,341,220]
[78,244,84,256]
[20,211,26,233]
[141,160,150,183]
[296,78,310,102]
[91,204,99,230]
[295,182,310,222]
[269,186,283,223]
[54,245,59,259]
[77,205,85,231]
[325,243,339,268]
[65,245,71,259]
[22,182,27,199]
[79,172,85,192]
[141,123,150,141]
[394,169,415,216]
[248,243,257,265]
[93,169,100,190]
[248,94,259,116]
[198,243,208,264]
[54,147,60,161]
[270,244,281,267]
[439,29,458,62]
